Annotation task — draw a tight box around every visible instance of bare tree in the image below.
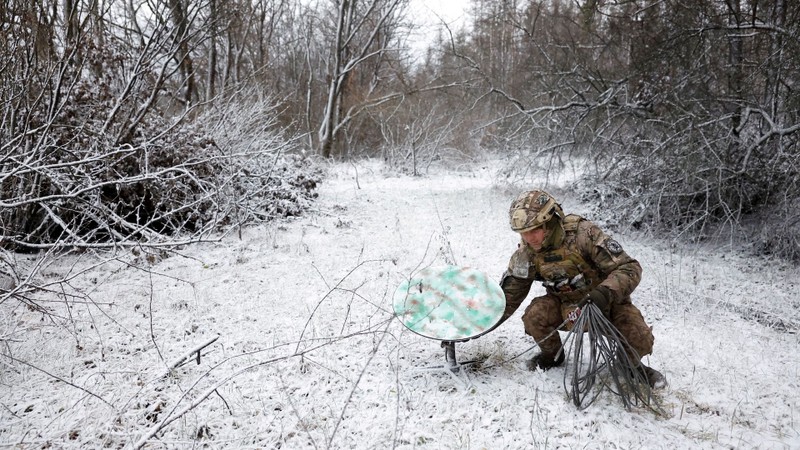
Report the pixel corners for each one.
[316,0,408,158]
[416,0,799,258]
[166,0,197,105]
[1,0,321,313]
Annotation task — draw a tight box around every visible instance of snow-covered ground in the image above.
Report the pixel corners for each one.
[1,158,799,449]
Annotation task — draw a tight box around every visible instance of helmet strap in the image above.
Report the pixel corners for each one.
[541,216,565,250]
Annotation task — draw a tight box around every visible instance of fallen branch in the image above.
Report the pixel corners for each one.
[0,353,112,408]
[160,334,220,378]
[134,320,392,449]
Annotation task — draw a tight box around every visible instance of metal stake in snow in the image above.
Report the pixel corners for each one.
[392,265,505,371]
[159,334,220,379]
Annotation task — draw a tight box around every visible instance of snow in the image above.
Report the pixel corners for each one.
[2,158,799,449]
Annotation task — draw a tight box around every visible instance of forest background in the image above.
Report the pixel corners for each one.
[3,0,798,265]
[1,0,799,447]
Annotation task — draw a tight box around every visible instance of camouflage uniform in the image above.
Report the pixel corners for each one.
[501,190,656,366]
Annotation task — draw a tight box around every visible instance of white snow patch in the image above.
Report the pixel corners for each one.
[1,159,798,449]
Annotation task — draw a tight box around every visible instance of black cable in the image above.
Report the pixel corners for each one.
[561,303,664,414]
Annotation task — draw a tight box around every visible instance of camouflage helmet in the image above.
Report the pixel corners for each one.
[509,190,564,233]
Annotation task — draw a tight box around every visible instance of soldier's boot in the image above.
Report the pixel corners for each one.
[637,365,667,389]
[527,351,565,371]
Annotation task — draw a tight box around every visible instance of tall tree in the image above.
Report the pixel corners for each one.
[167,0,196,105]
[316,0,407,158]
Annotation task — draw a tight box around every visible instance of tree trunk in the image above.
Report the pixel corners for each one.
[318,0,351,158]
[764,0,786,125]
[727,0,744,138]
[63,0,79,48]
[206,0,217,101]
[168,0,195,105]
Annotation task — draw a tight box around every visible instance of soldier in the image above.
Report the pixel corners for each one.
[500,189,666,388]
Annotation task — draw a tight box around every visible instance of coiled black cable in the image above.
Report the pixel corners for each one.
[561,303,664,414]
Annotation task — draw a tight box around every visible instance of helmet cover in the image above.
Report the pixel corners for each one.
[509,190,562,232]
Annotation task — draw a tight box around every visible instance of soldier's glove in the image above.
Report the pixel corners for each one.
[583,286,612,317]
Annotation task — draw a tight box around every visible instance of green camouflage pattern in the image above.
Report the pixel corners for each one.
[508,190,564,232]
[506,215,642,307]
[500,213,653,362]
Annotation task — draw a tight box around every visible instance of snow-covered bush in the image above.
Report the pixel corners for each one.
[571,109,800,262]
[0,29,320,250]
[0,115,320,249]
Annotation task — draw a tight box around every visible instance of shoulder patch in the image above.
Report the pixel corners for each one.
[511,258,530,278]
[604,238,623,255]
[509,247,532,278]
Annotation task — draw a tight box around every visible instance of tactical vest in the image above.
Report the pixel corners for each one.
[531,215,601,305]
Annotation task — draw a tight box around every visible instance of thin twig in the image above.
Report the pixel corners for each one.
[0,353,112,408]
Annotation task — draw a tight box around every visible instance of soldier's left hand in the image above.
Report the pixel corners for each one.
[584,286,611,317]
